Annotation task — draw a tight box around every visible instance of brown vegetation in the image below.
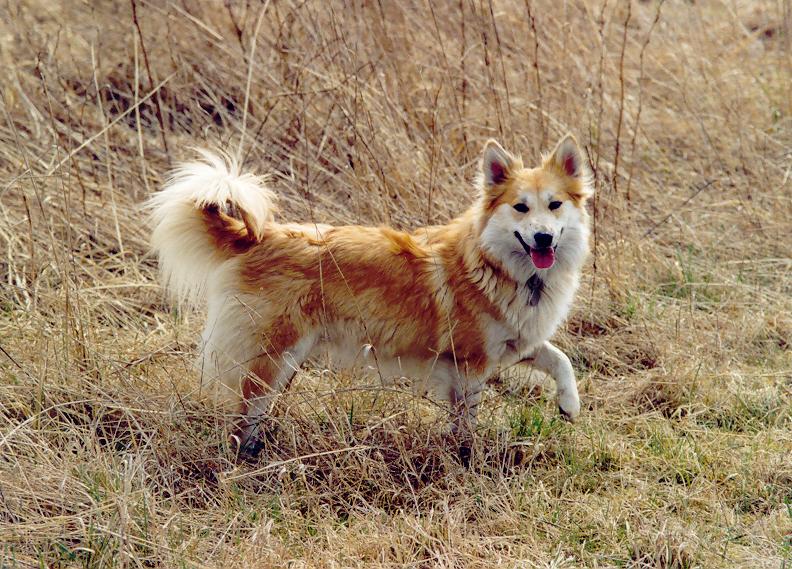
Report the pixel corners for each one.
[1,0,790,567]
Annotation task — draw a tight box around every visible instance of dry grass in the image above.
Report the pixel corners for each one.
[1,0,791,567]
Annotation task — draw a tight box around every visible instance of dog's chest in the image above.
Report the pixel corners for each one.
[484,272,577,364]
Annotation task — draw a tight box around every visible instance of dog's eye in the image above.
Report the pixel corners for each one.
[549,201,563,211]
[513,203,529,213]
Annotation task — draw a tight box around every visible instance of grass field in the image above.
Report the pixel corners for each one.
[1,1,791,567]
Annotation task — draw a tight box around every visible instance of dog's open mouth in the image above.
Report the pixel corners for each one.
[529,247,555,269]
[514,232,556,269]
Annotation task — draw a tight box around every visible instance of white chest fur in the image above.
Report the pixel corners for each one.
[483,267,580,368]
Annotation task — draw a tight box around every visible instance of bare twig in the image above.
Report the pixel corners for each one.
[130,0,171,162]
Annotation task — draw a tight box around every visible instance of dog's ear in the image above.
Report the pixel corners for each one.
[481,139,517,189]
[546,134,586,179]
[545,134,593,201]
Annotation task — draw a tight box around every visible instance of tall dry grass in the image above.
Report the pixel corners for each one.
[1,0,790,567]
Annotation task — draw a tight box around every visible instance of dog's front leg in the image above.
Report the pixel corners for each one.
[523,341,580,422]
[448,378,485,436]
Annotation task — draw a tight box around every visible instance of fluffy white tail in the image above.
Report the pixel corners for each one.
[147,150,276,306]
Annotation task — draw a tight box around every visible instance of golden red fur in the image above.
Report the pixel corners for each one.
[148,136,593,451]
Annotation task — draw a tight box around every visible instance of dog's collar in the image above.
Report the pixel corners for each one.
[526,274,544,307]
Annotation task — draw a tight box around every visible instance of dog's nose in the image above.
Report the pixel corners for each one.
[533,232,553,248]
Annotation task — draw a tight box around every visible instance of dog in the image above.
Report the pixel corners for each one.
[148,134,592,450]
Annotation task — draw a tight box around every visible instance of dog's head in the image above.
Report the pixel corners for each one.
[476,134,593,277]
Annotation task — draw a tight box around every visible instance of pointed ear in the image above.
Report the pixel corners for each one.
[547,134,586,179]
[481,139,517,189]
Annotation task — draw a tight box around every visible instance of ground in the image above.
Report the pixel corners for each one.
[0,1,790,567]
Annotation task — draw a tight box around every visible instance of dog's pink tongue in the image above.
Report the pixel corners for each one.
[530,248,555,269]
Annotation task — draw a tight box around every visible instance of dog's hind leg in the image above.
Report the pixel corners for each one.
[238,331,318,455]
[523,341,580,421]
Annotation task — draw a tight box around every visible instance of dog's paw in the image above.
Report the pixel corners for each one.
[457,443,473,468]
[557,391,581,422]
[238,437,266,461]
[230,433,266,461]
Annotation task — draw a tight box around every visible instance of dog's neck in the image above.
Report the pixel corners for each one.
[464,239,554,303]
[526,273,544,306]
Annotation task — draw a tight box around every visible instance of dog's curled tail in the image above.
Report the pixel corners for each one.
[147,150,276,305]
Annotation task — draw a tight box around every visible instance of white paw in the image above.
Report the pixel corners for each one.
[557,389,581,422]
